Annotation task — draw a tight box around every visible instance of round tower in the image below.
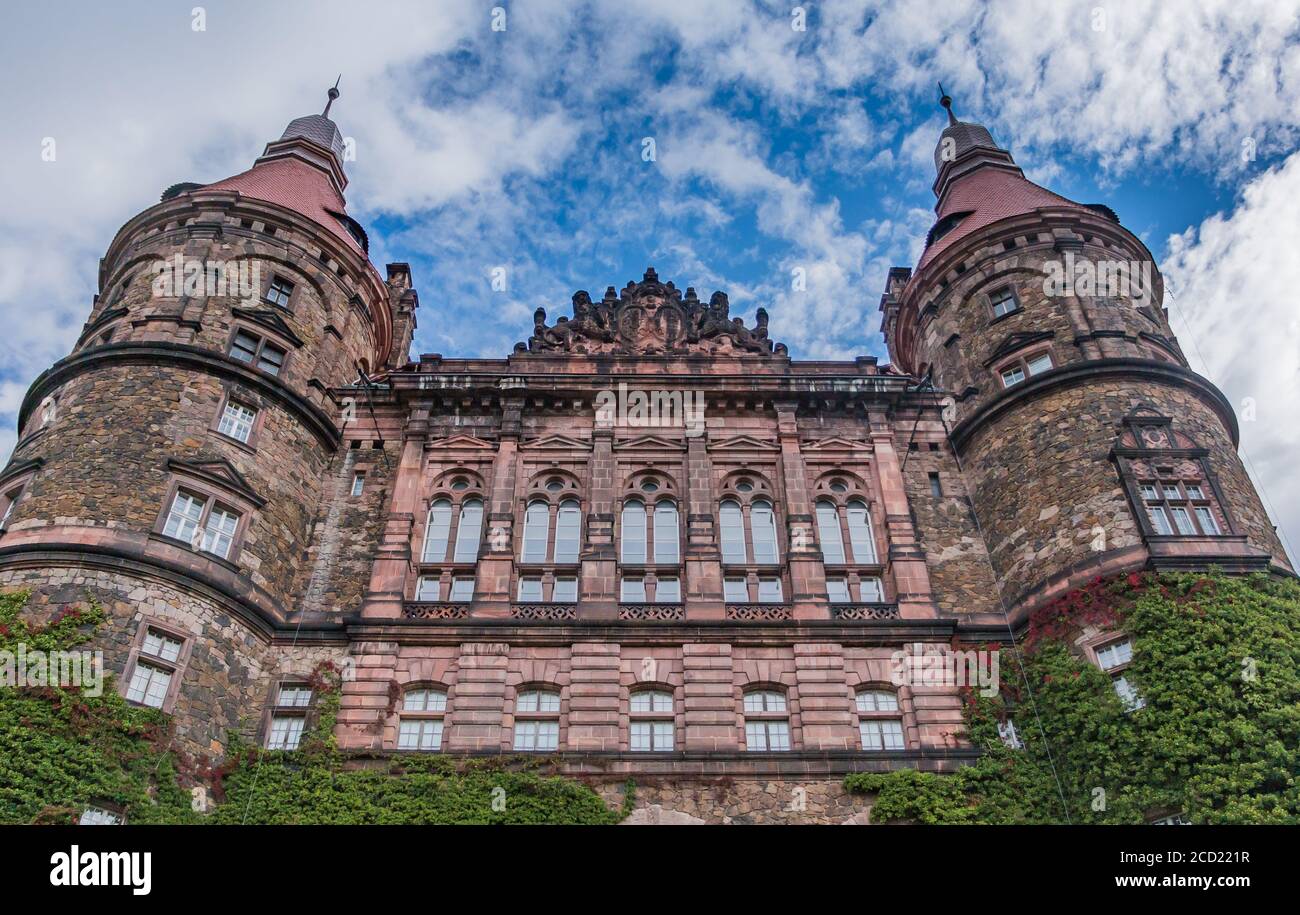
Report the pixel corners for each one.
[879,94,1290,618]
[0,88,392,754]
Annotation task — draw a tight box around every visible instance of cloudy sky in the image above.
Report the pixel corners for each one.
[0,0,1296,559]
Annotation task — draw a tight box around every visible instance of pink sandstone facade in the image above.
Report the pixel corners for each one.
[0,92,1289,823]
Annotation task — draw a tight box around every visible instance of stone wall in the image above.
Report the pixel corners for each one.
[602,777,874,824]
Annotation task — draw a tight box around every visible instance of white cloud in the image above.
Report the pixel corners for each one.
[1163,150,1300,561]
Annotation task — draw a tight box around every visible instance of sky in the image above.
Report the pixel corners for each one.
[0,0,1296,559]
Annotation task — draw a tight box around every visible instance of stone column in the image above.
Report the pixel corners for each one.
[684,432,723,619]
[871,415,937,619]
[775,402,827,620]
[580,414,617,620]
[360,401,430,619]
[475,396,522,619]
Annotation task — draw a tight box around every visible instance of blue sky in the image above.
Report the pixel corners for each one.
[1,0,1297,552]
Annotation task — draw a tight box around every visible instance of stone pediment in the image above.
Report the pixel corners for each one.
[982,330,1054,367]
[612,434,688,451]
[801,436,870,452]
[709,434,780,452]
[517,267,788,357]
[425,434,496,451]
[519,434,591,451]
[231,306,304,347]
[166,457,265,507]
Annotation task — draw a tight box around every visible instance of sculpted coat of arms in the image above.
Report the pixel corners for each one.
[518,268,787,356]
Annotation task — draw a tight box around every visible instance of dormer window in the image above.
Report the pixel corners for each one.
[264,276,295,310]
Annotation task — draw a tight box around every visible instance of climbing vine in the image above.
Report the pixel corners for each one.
[846,571,1300,824]
[0,588,628,825]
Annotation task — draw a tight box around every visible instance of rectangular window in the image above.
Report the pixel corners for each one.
[0,487,21,529]
[257,343,286,376]
[126,662,171,708]
[142,629,183,663]
[1139,484,1159,501]
[990,288,1018,318]
[1147,506,1174,535]
[1185,484,1204,499]
[1113,675,1145,712]
[229,330,286,376]
[826,577,850,603]
[1095,639,1133,671]
[265,276,294,309]
[162,490,205,545]
[79,807,124,826]
[217,401,256,443]
[745,720,791,752]
[416,576,440,601]
[723,578,748,602]
[757,578,783,603]
[655,577,681,603]
[513,720,560,752]
[267,715,306,750]
[1169,505,1196,535]
[200,505,240,559]
[1025,352,1053,376]
[1195,506,1220,535]
[1000,365,1026,387]
[860,719,905,750]
[398,719,444,751]
[449,576,475,601]
[229,330,259,365]
[621,577,646,603]
[860,577,884,602]
[517,577,543,602]
[928,472,942,498]
[998,719,1024,750]
[277,685,313,708]
[630,721,674,752]
[350,473,364,496]
[552,576,577,602]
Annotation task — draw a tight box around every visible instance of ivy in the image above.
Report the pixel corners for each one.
[846,571,1300,824]
[0,589,626,825]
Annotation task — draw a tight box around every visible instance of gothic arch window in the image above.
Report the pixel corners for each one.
[415,471,486,604]
[516,473,584,604]
[811,473,887,605]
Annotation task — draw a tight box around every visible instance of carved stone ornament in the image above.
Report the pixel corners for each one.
[518,267,788,356]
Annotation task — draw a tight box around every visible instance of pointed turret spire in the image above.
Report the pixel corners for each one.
[938,82,957,126]
[323,76,341,118]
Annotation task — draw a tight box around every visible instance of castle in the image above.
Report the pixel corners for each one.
[0,89,1289,823]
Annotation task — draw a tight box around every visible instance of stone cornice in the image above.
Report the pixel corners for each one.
[947,359,1239,452]
[18,341,341,449]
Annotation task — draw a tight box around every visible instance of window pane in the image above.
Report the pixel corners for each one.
[534,721,559,751]
[744,690,785,713]
[278,685,313,708]
[723,578,748,602]
[1113,675,1145,711]
[653,502,679,563]
[416,576,440,601]
[765,721,791,751]
[860,719,905,750]
[1025,353,1053,376]
[350,473,364,496]
[201,506,239,559]
[744,721,768,751]
[750,501,779,563]
[1147,506,1174,535]
[621,577,646,603]
[621,500,646,563]
[552,576,577,602]
[816,501,845,564]
[826,577,850,603]
[631,690,672,714]
[846,500,876,563]
[453,499,483,562]
[517,577,542,602]
[991,289,1017,317]
[554,500,581,563]
[144,629,183,663]
[1170,506,1196,535]
[630,720,652,752]
[521,501,550,562]
[449,577,475,601]
[230,331,258,363]
[267,715,305,750]
[163,491,204,543]
[218,401,256,443]
[423,500,452,562]
[857,690,898,712]
[127,662,171,708]
[1001,366,1026,387]
[720,500,747,563]
[257,344,285,376]
[1096,639,1132,670]
[1195,506,1220,535]
[757,578,783,603]
[655,577,680,603]
[1185,484,1204,499]
[79,807,123,826]
[513,721,537,750]
[652,721,673,751]
[860,577,884,602]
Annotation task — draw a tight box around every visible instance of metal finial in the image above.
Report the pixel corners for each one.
[323,75,341,118]
[938,82,957,126]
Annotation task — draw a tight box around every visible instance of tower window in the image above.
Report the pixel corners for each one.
[929,473,942,498]
[264,276,295,309]
[161,489,243,560]
[998,350,1053,388]
[350,472,365,496]
[1138,476,1223,537]
[229,329,287,377]
[217,400,257,444]
[123,623,190,712]
[989,287,1019,319]
[1093,637,1145,712]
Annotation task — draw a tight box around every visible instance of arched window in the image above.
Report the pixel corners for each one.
[398,687,447,751]
[653,501,679,564]
[750,500,779,564]
[554,499,581,562]
[743,689,791,751]
[521,500,550,562]
[856,689,904,750]
[513,688,561,751]
[816,500,845,564]
[452,499,483,562]
[629,689,674,752]
[423,499,452,562]
[720,500,747,563]
[621,499,647,563]
[846,500,876,563]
